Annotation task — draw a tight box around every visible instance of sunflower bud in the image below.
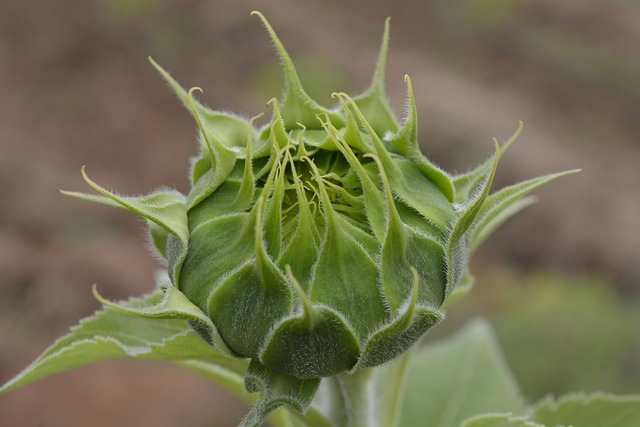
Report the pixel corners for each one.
[69,11,573,391]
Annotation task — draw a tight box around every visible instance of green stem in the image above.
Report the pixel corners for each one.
[323,368,376,427]
[309,350,414,427]
[269,406,333,427]
[378,348,415,427]
[289,349,415,427]
[268,408,295,427]
[290,407,335,427]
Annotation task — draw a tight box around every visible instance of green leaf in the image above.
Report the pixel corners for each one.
[0,291,246,397]
[533,392,640,427]
[400,319,525,427]
[459,414,544,427]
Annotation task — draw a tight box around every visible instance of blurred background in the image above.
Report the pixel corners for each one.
[1,0,639,426]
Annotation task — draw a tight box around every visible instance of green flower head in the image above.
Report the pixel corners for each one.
[62,11,574,417]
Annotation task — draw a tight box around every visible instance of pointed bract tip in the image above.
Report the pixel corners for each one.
[368,17,391,93]
[563,168,582,175]
[382,16,391,42]
[266,97,278,108]
[147,56,172,81]
[147,56,164,73]
[284,264,316,328]
[80,165,95,187]
[504,121,524,150]
[399,74,417,136]
[251,10,291,68]
[91,283,100,300]
[91,284,115,309]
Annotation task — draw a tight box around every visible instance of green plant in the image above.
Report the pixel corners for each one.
[1,11,637,427]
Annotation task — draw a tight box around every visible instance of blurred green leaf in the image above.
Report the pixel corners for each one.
[459,414,543,427]
[533,393,640,427]
[490,271,640,399]
[400,319,525,427]
[440,269,640,400]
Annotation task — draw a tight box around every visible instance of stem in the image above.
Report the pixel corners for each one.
[244,354,414,427]
[268,408,295,427]
[310,350,415,427]
[323,368,376,427]
[344,369,376,427]
[270,406,334,427]
[378,348,415,427]
[290,408,335,427]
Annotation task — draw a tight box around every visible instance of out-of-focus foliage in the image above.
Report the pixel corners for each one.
[402,320,526,427]
[441,268,640,400]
